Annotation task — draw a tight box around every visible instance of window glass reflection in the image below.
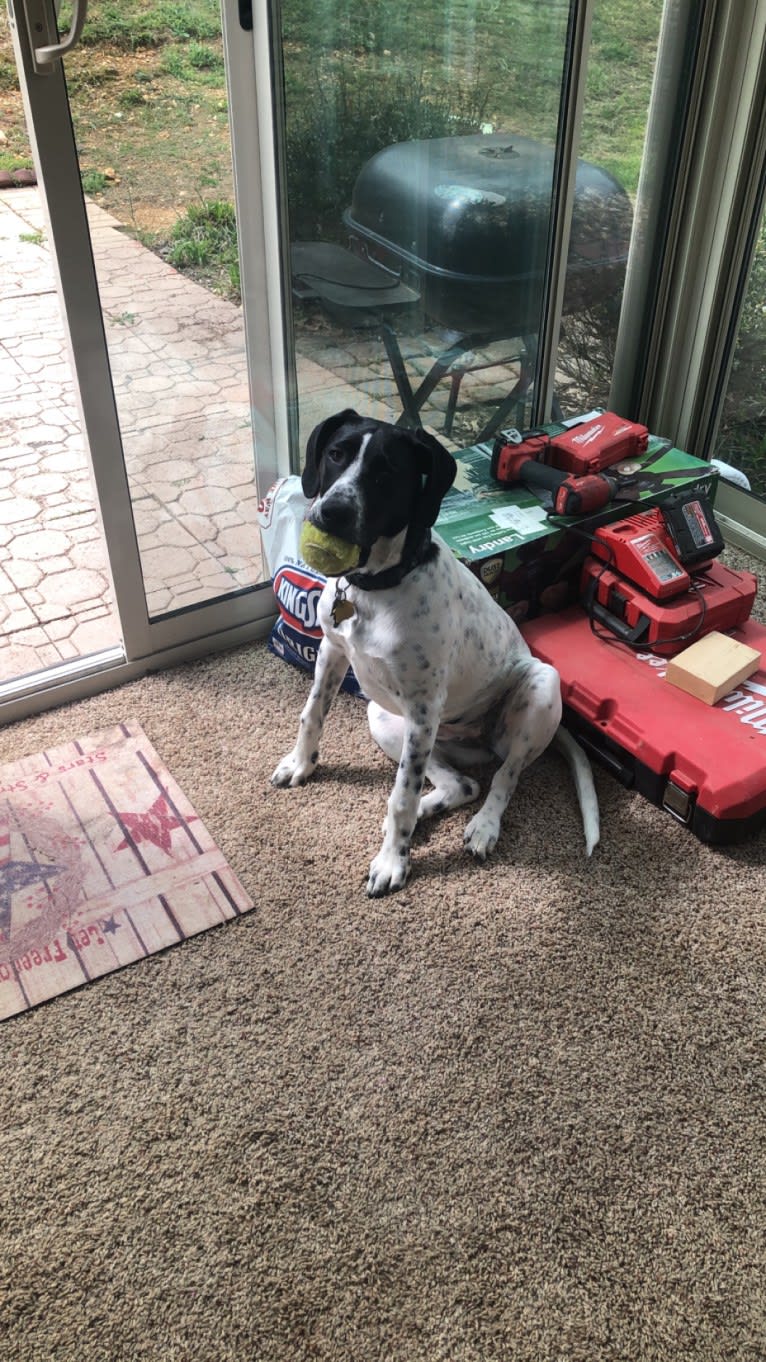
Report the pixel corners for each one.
[713,222,766,498]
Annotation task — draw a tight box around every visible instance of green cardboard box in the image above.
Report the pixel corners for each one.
[436,427,719,621]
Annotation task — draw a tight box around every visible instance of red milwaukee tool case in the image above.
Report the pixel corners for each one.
[523,608,766,844]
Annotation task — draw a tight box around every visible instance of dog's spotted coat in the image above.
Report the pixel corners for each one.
[272,410,599,896]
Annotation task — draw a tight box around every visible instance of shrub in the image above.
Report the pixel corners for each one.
[284,62,487,242]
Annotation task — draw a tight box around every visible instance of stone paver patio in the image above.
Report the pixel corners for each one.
[1,185,522,685]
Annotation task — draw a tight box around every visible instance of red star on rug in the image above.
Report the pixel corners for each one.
[115,794,196,855]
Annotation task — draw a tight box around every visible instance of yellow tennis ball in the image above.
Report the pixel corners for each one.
[300,522,361,576]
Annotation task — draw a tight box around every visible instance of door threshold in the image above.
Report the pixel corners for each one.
[0,616,274,727]
[0,646,127,707]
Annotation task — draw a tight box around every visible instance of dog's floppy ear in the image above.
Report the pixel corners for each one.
[302,408,360,498]
[412,428,458,528]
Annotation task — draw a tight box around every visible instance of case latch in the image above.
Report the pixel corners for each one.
[662,771,697,824]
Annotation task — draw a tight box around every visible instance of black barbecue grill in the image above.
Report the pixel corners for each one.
[292,133,633,437]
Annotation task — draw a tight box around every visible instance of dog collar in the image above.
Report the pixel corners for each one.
[345,531,436,592]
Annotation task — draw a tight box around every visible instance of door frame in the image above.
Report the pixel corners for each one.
[610,0,766,544]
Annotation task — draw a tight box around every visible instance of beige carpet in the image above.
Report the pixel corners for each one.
[1,561,765,1361]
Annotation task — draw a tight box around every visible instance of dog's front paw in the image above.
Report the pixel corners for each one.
[463,810,500,860]
[270,749,317,788]
[366,845,411,898]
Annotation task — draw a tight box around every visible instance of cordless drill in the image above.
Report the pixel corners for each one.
[490,430,635,516]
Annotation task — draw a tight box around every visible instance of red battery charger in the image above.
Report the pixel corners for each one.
[580,496,753,655]
[591,507,693,598]
[523,607,766,843]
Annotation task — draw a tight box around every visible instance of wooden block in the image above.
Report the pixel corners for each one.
[666,631,761,705]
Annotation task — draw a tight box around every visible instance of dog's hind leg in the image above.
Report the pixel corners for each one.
[367,702,480,821]
[463,659,561,860]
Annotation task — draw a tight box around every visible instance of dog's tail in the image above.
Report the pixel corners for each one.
[553,727,600,857]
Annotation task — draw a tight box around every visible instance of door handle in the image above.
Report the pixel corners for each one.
[21,0,88,75]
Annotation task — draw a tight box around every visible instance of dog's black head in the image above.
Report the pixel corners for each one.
[302,410,457,560]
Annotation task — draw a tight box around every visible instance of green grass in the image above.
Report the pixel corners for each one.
[160,40,222,80]
[0,153,30,172]
[277,0,661,250]
[2,0,661,201]
[81,169,109,193]
[158,46,188,78]
[119,86,147,107]
[717,222,766,486]
[79,0,219,49]
[187,41,222,70]
[165,199,240,297]
[0,54,16,89]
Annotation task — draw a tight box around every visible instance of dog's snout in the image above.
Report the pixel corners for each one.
[312,487,360,542]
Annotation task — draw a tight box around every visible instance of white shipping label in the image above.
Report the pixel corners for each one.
[490,504,549,534]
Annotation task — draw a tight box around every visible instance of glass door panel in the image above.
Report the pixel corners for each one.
[554,0,666,419]
[0,155,120,682]
[279,0,576,452]
[85,202,260,618]
[713,215,766,501]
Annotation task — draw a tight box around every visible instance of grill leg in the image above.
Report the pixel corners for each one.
[474,373,529,442]
[392,336,475,431]
[473,334,565,442]
[443,370,463,437]
[379,324,422,429]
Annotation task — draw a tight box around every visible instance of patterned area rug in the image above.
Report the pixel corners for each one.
[0,720,252,1019]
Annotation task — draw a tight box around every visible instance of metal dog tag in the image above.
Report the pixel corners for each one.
[331,591,354,627]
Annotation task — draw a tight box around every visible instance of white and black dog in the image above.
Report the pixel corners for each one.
[272,409,599,896]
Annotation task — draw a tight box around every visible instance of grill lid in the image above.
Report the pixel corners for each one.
[346,133,632,283]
